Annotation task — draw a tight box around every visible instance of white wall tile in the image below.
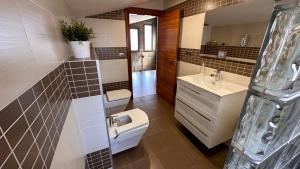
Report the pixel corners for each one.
[177,61,202,77]
[30,0,73,19]
[73,96,104,130]
[0,0,37,110]
[72,96,110,154]
[0,0,71,110]
[99,59,129,83]
[72,96,102,114]
[50,103,85,169]
[82,18,126,47]
[81,125,109,154]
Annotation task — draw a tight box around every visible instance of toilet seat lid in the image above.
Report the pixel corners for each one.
[117,108,149,134]
[106,89,131,102]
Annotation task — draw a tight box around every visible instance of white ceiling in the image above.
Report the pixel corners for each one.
[129,14,156,24]
[205,0,274,26]
[64,0,153,18]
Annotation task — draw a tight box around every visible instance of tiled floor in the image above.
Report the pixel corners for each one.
[132,70,156,98]
[112,95,229,169]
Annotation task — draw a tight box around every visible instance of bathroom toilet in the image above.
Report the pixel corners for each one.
[104,89,131,115]
[108,108,149,154]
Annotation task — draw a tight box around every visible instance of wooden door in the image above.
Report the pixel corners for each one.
[157,9,180,104]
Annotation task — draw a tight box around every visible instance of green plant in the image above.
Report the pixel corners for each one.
[60,20,94,41]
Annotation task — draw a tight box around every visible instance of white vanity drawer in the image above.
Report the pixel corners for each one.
[175,111,209,146]
[176,84,219,117]
[175,99,216,132]
[177,79,220,101]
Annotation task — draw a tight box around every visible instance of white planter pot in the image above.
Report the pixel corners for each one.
[69,41,91,58]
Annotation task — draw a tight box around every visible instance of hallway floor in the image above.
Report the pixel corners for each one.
[112,95,229,169]
[132,70,156,98]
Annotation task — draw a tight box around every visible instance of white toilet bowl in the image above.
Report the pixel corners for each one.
[104,89,131,114]
[108,108,149,155]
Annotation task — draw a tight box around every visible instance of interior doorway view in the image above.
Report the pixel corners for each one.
[129,14,157,98]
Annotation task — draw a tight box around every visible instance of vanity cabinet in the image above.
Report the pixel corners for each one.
[175,77,247,148]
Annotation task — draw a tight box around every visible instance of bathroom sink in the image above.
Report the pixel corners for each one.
[113,115,132,127]
[178,74,248,97]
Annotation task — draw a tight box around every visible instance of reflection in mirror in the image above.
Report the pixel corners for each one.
[200,0,273,63]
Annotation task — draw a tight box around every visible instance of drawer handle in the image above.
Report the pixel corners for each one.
[176,111,208,137]
[177,99,211,122]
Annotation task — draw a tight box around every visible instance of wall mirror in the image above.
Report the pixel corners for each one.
[201,0,273,63]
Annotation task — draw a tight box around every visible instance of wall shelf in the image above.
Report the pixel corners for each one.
[200,54,257,64]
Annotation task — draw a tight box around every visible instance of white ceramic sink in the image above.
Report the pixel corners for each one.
[178,74,248,97]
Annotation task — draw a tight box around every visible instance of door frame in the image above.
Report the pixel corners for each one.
[124,7,163,96]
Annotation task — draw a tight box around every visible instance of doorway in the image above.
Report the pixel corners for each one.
[125,8,180,104]
[129,14,157,98]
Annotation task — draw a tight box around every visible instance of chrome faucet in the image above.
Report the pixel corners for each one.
[211,69,221,81]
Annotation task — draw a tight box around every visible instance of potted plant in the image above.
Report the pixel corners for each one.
[60,20,94,58]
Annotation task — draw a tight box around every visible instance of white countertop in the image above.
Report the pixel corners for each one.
[177,74,248,97]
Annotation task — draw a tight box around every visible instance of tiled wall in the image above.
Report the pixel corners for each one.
[201,45,260,60]
[85,148,112,169]
[178,48,255,76]
[0,60,115,169]
[95,47,127,60]
[0,63,71,169]
[0,0,72,111]
[86,9,125,20]
[50,104,86,169]
[65,61,101,99]
[103,81,129,93]
[83,15,128,86]
[166,0,242,18]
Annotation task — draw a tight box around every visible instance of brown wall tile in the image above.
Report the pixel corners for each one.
[24,102,40,125]
[32,155,44,169]
[86,9,125,20]
[32,81,44,98]
[0,62,72,169]
[178,48,255,76]
[2,155,19,169]
[70,61,84,68]
[0,100,23,131]
[94,47,127,60]
[5,116,29,148]
[84,61,96,67]
[85,67,97,74]
[102,81,129,93]
[201,45,260,60]
[18,88,36,111]
[0,136,11,165]
[85,148,112,169]
[14,130,34,162]
[21,143,39,169]
[65,61,101,99]
[31,114,44,137]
